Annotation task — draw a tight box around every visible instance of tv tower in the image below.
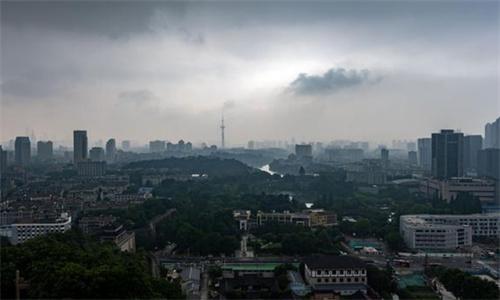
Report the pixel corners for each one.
[220,114,225,149]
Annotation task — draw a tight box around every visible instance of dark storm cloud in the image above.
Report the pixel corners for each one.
[288,68,380,96]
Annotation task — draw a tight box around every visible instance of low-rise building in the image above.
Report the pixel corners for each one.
[99,224,136,252]
[303,255,367,296]
[420,177,497,203]
[257,211,311,227]
[77,161,106,177]
[400,213,500,249]
[0,212,71,244]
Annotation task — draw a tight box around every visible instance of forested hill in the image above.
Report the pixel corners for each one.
[123,156,255,177]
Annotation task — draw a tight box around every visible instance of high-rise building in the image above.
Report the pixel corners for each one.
[89,147,105,162]
[247,140,255,150]
[463,135,482,172]
[381,148,389,163]
[484,117,500,149]
[37,141,53,161]
[478,148,499,180]
[105,138,116,162]
[14,137,31,166]
[73,130,88,163]
[417,138,432,171]
[220,116,226,149]
[407,142,416,152]
[431,129,464,179]
[408,151,418,166]
[0,146,7,175]
[121,140,130,151]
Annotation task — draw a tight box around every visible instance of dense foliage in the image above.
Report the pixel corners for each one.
[427,266,499,299]
[0,231,182,299]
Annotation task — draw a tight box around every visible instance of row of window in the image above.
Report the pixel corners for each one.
[315,269,365,276]
[317,277,365,283]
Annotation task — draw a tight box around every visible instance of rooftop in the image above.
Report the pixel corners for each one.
[303,255,366,269]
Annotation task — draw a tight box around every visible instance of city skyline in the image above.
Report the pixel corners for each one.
[1,1,498,144]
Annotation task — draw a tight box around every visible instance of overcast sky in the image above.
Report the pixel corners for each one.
[1,1,498,147]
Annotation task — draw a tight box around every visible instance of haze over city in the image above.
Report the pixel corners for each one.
[1,1,498,146]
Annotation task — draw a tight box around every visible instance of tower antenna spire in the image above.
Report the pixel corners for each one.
[220,112,225,149]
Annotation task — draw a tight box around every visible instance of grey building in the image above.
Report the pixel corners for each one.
[37,141,53,161]
[149,140,166,153]
[121,140,130,151]
[381,148,389,167]
[77,161,106,177]
[14,137,31,166]
[418,138,432,171]
[89,147,105,162]
[105,138,116,162]
[408,151,418,167]
[484,117,500,149]
[463,135,482,172]
[73,130,88,163]
[432,129,464,179]
[0,146,7,175]
[295,144,312,160]
[400,213,500,249]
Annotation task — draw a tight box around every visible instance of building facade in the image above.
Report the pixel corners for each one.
[463,135,482,172]
[303,255,367,296]
[37,141,53,161]
[400,213,500,249]
[484,117,500,149]
[73,130,88,163]
[105,138,116,162]
[432,129,464,179]
[418,138,432,171]
[0,213,72,244]
[89,147,105,162]
[14,136,31,166]
[77,161,106,177]
[420,177,497,203]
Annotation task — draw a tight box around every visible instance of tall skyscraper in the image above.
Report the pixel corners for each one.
[484,117,500,149]
[14,136,31,166]
[105,138,116,162]
[463,135,482,172]
[295,144,312,159]
[417,138,432,171]
[381,148,389,161]
[0,146,7,175]
[89,147,105,162]
[73,130,88,163]
[37,141,53,161]
[431,129,464,179]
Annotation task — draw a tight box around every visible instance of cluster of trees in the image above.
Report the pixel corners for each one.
[251,223,342,255]
[0,231,182,299]
[124,156,253,177]
[428,266,499,299]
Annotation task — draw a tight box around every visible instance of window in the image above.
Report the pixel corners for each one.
[318,278,322,283]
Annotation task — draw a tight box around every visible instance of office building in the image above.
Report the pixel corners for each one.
[432,129,464,179]
[0,146,7,175]
[478,148,500,203]
[381,148,389,167]
[484,117,500,149]
[121,140,131,151]
[400,213,500,249]
[295,144,312,160]
[463,135,482,172]
[0,213,71,244]
[303,255,367,296]
[408,151,418,167]
[257,211,311,227]
[420,177,496,203]
[89,147,105,162]
[14,136,31,166]
[73,130,88,163]
[105,138,116,162]
[77,161,106,177]
[37,141,53,161]
[149,140,166,153]
[417,138,432,171]
[407,142,416,152]
[247,140,255,150]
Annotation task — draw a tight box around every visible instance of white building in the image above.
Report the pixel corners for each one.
[400,213,500,249]
[0,213,72,244]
